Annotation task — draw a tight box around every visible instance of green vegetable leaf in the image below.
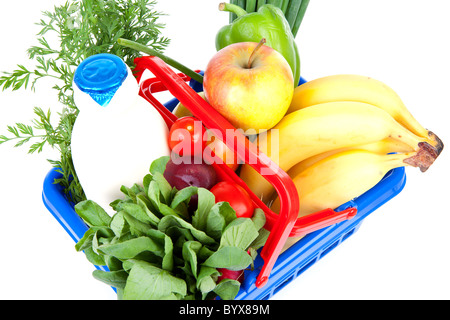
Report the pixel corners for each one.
[152,172,173,203]
[251,208,266,230]
[205,202,237,241]
[158,215,217,246]
[203,246,253,271]
[110,211,129,237]
[74,200,111,227]
[191,188,217,231]
[73,156,268,300]
[182,241,203,279]
[136,194,160,226]
[170,186,198,210]
[74,227,96,252]
[213,279,241,301]
[149,156,170,175]
[97,236,163,260]
[83,247,106,266]
[219,218,259,251]
[123,261,186,300]
[120,202,153,225]
[197,266,220,294]
[92,270,128,289]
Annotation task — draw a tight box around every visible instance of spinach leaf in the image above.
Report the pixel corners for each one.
[158,215,216,246]
[97,236,164,260]
[181,241,202,279]
[93,270,128,289]
[213,279,241,301]
[170,186,197,210]
[83,247,106,266]
[204,202,236,241]
[74,200,111,227]
[110,211,129,237]
[135,194,160,226]
[191,188,216,231]
[75,156,268,300]
[149,155,170,175]
[197,266,220,294]
[220,218,259,251]
[152,172,173,204]
[123,261,186,300]
[203,246,253,271]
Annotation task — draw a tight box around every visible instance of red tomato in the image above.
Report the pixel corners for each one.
[210,181,255,218]
[168,116,205,157]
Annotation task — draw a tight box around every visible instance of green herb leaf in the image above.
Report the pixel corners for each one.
[1,0,170,204]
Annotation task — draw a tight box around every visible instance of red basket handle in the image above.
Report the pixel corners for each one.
[138,56,299,288]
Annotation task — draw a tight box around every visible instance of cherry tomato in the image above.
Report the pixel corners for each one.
[210,181,255,218]
[168,116,205,157]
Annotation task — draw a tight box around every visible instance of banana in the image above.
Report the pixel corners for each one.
[287,138,414,178]
[239,100,439,202]
[270,149,415,217]
[288,74,443,153]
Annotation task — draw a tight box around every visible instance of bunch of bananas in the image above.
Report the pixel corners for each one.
[239,74,444,217]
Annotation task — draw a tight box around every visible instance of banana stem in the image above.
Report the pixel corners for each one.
[117,38,203,84]
[403,142,438,172]
[384,152,413,168]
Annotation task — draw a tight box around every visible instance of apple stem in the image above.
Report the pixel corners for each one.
[247,38,266,69]
[219,2,248,17]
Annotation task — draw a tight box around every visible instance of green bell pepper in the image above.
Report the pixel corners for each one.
[215,3,301,86]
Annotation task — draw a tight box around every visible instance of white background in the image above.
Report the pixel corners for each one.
[0,0,449,300]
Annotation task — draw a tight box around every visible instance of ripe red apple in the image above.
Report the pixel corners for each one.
[203,40,294,133]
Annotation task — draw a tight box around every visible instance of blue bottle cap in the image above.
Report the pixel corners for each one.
[74,53,128,107]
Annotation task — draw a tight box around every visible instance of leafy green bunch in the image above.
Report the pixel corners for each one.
[74,156,268,300]
[0,0,169,204]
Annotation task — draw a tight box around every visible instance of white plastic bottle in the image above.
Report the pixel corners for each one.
[71,53,170,213]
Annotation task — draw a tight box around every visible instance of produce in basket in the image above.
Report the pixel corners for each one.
[216,2,301,86]
[239,99,443,205]
[237,71,443,217]
[1,0,446,301]
[270,149,423,217]
[203,39,294,132]
[227,0,311,38]
[287,74,443,145]
[74,156,269,300]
